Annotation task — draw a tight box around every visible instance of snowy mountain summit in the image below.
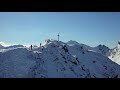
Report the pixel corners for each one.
[67,40,80,46]
[94,44,111,56]
[0,39,120,78]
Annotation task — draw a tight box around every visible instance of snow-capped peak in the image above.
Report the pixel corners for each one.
[42,39,66,47]
[96,44,110,50]
[67,40,80,46]
[0,44,4,49]
[93,44,110,56]
[42,39,57,46]
[109,40,120,65]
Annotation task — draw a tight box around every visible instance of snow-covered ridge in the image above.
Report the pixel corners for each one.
[0,44,4,49]
[0,39,120,78]
[67,40,93,49]
[67,40,80,46]
[93,44,111,56]
[67,40,111,56]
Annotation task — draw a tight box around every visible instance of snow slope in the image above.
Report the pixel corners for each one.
[0,39,120,78]
[5,45,24,49]
[0,47,36,78]
[109,40,120,65]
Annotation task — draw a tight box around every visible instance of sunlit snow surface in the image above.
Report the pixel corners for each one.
[0,40,120,78]
[109,42,120,65]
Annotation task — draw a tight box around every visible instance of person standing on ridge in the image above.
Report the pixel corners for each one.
[40,43,41,48]
[31,45,32,50]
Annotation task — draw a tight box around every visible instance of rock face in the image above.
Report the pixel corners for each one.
[93,44,111,56]
[0,39,120,78]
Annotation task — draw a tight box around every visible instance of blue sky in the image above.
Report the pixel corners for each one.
[0,12,120,48]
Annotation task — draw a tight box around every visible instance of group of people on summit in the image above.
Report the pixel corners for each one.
[30,34,60,50]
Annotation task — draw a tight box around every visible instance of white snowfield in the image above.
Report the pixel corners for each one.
[0,39,120,78]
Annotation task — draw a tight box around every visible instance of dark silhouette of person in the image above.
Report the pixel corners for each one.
[42,46,44,51]
[40,43,41,48]
[31,45,32,50]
